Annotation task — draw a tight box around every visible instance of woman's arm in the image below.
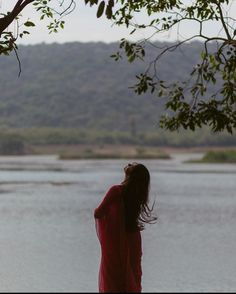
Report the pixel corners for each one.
[94,185,121,219]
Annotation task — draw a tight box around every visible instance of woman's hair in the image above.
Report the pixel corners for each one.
[122,163,157,232]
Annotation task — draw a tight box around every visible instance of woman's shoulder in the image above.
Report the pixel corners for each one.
[107,184,123,194]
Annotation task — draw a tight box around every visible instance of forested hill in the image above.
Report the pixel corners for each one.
[0,41,202,132]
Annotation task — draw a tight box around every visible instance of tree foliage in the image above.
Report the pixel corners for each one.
[1,0,236,133]
[0,0,74,73]
[85,0,236,133]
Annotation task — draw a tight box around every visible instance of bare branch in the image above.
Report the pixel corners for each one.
[48,0,76,17]
[216,1,232,40]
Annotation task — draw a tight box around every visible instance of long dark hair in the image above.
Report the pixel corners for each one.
[122,163,157,232]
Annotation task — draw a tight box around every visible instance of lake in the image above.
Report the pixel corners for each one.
[0,153,235,292]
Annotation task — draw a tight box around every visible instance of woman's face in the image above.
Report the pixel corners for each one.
[124,162,138,175]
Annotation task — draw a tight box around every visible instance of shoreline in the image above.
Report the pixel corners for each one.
[0,144,235,162]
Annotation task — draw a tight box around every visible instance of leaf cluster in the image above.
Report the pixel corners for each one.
[86,0,236,134]
[85,0,114,19]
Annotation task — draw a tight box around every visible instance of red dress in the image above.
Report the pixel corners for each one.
[94,185,142,293]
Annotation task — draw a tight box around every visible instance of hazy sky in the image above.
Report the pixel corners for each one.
[2,0,236,45]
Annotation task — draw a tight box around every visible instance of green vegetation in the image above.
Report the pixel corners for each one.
[0,42,235,147]
[0,127,235,148]
[88,0,236,133]
[0,134,25,155]
[0,0,67,56]
[0,41,189,132]
[189,150,236,163]
[201,150,236,163]
[1,1,236,133]
[0,42,235,154]
[58,145,171,160]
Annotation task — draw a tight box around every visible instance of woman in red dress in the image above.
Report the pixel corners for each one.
[94,162,157,293]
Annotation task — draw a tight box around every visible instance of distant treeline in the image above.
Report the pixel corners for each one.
[0,41,215,132]
[0,133,25,155]
[0,128,235,153]
[0,41,235,153]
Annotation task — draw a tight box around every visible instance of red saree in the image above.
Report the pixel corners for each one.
[94,185,142,293]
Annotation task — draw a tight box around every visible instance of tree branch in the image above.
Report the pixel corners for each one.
[0,0,34,36]
[216,1,232,40]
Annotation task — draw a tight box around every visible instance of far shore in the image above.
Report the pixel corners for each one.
[31,144,236,157]
[186,149,236,164]
[57,145,171,160]
[0,144,235,162]
[29,143,235,152]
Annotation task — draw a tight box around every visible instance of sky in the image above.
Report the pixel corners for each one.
[1,0,236,45]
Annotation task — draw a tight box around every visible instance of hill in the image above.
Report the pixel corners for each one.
[0,41,201,130]
[0,41,235,147]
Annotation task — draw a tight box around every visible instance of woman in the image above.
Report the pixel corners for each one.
[94,162,157,293]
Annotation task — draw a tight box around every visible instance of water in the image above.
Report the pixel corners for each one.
[0,154,235,292]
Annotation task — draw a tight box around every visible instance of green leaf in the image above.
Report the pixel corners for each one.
[106,4,113,19]
[24,21,35,27]
[128,54,135,62]
[97,1,105,18]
